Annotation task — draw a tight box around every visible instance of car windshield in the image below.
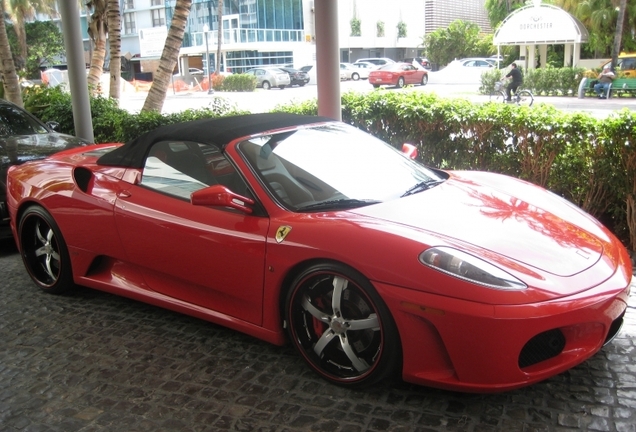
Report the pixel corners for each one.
[238,123,445,211]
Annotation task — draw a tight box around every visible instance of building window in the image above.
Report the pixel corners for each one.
[151,0,164,5]
[123,0,134,10]
[124,12,136,35]
[152,9,166,27]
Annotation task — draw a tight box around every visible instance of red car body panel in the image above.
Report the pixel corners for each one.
[369,62,428,87]
[6,116,632,392]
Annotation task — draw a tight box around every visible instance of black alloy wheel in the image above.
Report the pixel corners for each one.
[19,206,74,294]
[285,262,400,387]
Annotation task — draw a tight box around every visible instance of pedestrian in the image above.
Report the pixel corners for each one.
[594,66,615,99]
[505,63,523,102]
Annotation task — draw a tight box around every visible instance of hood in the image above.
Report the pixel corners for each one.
[1,132,88,166]
[352,171,609,277]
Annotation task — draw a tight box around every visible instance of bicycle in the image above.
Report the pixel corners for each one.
[493,81,534,107]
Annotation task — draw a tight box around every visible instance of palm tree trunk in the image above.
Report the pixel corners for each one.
[216,0,223,74]
[87,0,108,95]
[142,0,192,113]
[610,0,628,70]
[0,1,23,106]
[107,0,122,101]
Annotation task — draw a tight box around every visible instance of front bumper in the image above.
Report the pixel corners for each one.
[375,268,632,392]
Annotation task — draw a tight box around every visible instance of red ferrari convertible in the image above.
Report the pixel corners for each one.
[7,113,631,392]
[368,62,429,88]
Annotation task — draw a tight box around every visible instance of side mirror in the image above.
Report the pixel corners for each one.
[402,143,418,159]
[46,121,61,131]
[191,184,255,214]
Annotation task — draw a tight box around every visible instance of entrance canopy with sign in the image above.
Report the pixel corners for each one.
[493,0,589,69]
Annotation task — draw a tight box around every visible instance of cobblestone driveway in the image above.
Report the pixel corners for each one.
[1,239,635,432]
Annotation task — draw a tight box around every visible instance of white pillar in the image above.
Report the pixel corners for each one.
[314,0,341,121]
[564,44,572,67]
[539,45,548,68]
[573,43,581,67]
[58,0,94,142]
[528,44,536,70]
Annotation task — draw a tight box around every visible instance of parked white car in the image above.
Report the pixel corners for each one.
[339,63,369,80]
[245,67,291,89]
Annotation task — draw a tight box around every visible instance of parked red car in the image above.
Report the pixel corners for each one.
[7,113,631,392]
[369,62,429,88]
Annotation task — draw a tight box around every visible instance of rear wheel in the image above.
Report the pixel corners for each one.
[262,81,271,90]
[421,74,428,86]
[19,206,73,294]
[517,89,534,107]
[285,262,400,387]
[372,84,380,88]
[396,77,405,88]
[352,72,360,81]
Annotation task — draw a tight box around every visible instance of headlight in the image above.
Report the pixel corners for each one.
[419,247,527,290]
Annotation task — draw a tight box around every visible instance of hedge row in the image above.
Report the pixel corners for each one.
[21,86,636,250]
[481,66,635,97]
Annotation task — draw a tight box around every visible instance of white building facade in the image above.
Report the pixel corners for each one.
[48,0,491,78]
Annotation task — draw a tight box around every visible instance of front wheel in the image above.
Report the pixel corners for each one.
[517,89,534,107]
[262,81,271,90]
[19,206,74,294]
[494,91,507,103]
[285,262,401,387]
[396,77,405,88]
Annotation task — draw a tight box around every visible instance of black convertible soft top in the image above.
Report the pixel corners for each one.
[97,112,332,168]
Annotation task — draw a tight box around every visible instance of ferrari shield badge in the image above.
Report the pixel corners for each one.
[275,226,292,243]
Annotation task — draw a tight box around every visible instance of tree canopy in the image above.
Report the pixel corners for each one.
[422,20,495,67]
[7,21,64,79]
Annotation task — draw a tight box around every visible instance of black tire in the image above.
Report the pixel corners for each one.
[19,206,74,294]
[495,91,507,103]
[421,74,428,86]
[517,89,534,107]
[278,85,286,90]
[262,81,271,90]
[396,77,405,88]
[352,73,360,81]
[285,262,401,387]
[372,84,380,88]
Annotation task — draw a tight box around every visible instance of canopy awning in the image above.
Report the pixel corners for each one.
[493,3,589,46]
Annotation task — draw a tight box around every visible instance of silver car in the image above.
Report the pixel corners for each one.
[245,67,291,90]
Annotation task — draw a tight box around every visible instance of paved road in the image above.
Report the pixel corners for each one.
[117,80,636,119]
[1,237,636,431]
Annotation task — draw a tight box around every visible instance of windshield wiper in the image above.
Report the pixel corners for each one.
[298,198,380,211]
[401,179,444,197]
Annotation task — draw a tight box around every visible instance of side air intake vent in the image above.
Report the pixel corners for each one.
[73,167,92,192]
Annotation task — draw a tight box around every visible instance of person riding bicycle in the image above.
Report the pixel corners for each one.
[505,63,523,102]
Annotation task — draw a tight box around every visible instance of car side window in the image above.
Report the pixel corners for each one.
[0,105,48,136]
[140,140,249,201]
[622,59,636,71]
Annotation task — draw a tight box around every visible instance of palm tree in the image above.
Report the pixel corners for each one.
[611,0,628,70]
[107,0,121,101]
[215,0,223,75]
[142,0,192,113]
[86,0,108,95]
[0,0,22,105]
[4,0,56,71]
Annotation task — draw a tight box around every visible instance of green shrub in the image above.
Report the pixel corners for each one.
[221,73,257,92]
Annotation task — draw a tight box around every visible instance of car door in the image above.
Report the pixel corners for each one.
[403,64,419,84]
[113,140,269,325]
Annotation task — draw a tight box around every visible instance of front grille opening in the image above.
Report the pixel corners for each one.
[604,312,625,345]
[519,329,565,369]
